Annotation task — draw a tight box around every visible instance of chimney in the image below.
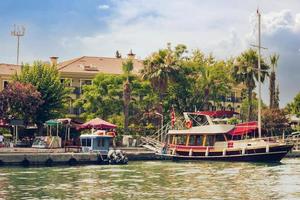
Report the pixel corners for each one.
[127,49,136,59]
[115,50,122,58]
[50,56,59,66]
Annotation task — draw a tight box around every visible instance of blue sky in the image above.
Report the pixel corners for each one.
[0,0,300,107]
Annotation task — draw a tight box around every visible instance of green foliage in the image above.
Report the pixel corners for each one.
[269,53,279,108]
[122,59,134,77]
[75,73,157,135]
[232,48,269,121]
[286,92,300,117]
[142,43,185,102]
[75,73,123,120]
[227,117,241,125]
[13,61,70,126]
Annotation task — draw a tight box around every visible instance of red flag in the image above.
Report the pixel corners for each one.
[171,106,176,128]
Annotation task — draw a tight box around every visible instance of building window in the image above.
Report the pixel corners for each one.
[2,80,9,89]
[60,78,72,87]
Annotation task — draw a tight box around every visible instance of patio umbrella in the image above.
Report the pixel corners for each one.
[77,117,117,130]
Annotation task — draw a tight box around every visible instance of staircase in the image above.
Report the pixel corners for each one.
[140,117,186,152]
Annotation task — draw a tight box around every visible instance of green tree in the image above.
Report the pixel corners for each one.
[197,59,231,110]
[286,92,300,117]
[269,53,279,109]
[75,73,156,135]
[14,61,70,133]
[122,59,134,132]
[141,43,185,113]
[232,49,269,121]
[75,73,123,120]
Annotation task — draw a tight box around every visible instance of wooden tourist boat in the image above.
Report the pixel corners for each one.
[159,112,293,162]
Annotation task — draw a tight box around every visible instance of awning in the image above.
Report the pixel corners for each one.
[228,121,258,136]
[77,117,117,130]
[46,118,83,127]
[190,111,239,118]
[45,119,61,126]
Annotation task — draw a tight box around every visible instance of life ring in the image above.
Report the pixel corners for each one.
[185,121,192,129]
[227,141,234,148]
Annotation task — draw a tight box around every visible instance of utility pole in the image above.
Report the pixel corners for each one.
[11,24,25,65]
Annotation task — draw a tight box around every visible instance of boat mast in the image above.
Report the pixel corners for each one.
[257,9,262,138]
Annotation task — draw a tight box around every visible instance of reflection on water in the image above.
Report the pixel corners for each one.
[0,158,300,200]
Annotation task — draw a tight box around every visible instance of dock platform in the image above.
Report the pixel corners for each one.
[0,147,160,167]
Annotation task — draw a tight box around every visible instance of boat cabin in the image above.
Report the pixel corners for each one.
[80,133,114,154]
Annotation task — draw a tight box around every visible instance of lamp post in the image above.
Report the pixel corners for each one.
[155,112,164,142]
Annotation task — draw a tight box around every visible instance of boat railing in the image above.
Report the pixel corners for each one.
[166,136,287,156]
[285,135,300,151]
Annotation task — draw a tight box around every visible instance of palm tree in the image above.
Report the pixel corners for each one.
[232,49,269,121]
[269,53,279,109]
[141,44,181,113]
[122,59,133,132]
[197,61,231,110]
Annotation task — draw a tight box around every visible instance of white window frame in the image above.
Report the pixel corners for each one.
[2,80,10,89]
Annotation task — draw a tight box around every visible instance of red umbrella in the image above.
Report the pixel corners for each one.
[77,117,117,130]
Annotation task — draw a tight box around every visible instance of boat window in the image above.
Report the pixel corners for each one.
[189,135,196,145]
[195,135,204,146]
[177,135,187,145]
[81,138,86,146]
[86,138,91,147]
[205,136,215,146]
[215,134,226,142]
[195,115,208,125]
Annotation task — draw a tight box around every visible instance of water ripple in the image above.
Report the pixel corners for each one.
[0,158,299,199]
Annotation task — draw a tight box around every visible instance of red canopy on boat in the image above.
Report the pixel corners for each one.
[228,121,258,136]
[192,111,239,118]
[77,118,117,130]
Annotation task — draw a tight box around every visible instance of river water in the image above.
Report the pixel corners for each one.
[0,158,299,200]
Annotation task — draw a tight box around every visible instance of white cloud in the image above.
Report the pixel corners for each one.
[98,4,110,10]
[59,1,300,106]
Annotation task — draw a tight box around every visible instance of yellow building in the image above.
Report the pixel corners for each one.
[0,63,20,91]
[54,53,143,114]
